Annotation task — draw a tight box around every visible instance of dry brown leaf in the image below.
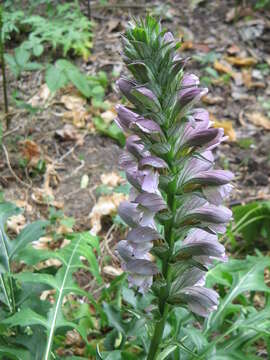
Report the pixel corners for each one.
[60,95,86,111]
[65,330,83,346]
[246,112,270,130]
[57,225,73,235]
[101,172,123,187]
[28,84,51,107]
[32,188,63,208]
[214,60,235,77]
[55,124,84,145]
[89,193,127,235]
[103,265,123,278]
[180,41,193,51]
[180,41,210,52]
[21,140,41,166]
[14,200,32,212]
[100,109,116,124]
[225,56,257,67]
[106,18,122,33]
[242,69,252,89]
[63,109,90,128]
[202,94,223,105]
[213,119,236,141]
[7,214,26,234]
[33,236,53,250]
[227,44,240,55]
[43,163,60,191]
[40,289,56,302]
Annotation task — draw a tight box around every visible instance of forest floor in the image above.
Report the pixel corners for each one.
[1,0,270,247]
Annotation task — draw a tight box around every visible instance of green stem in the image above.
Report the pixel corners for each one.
[147,305,169,360]
[0,274,12,313]
[0,6,9,128]
[147,194,176,360]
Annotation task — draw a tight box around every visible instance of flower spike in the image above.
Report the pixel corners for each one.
[115,16,233,359]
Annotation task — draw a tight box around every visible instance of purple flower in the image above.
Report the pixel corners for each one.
[117,78,138,104]
[115,105,140,131]
[116,19,233,313]
[169,286,219,317]
[163,32,175,44]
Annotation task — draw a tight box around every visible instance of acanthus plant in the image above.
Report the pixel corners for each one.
[115,16,234,360]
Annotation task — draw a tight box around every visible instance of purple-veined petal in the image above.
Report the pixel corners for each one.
[135,192,166,212]
[188,170,234,186]
[178,286,219,317]
[175,241,226,260]
[134,119,162,134]
[142,169,159,193]
[117,78,137,103]
[126,170,144,190]
[187,205,232,224]
[126,135,150,158]
[127,226,161,243]
[135,86,158,102]
[118,201,141,227]
[171,267,206,292]
[128,274,153,294]
[129,241,153,258]
[179,73,200,97]
[204,128,225,151]
[191,108,209,123]
[139,208,156,228]
[125,259,159,275]
[140,156,168,169]
[186,128,220,147]
[203,184,233,205]
[163,31,175,44]
[116,104,139,130]
[116,240,134,262]
[119,151,138,171]
[179,88,204,107]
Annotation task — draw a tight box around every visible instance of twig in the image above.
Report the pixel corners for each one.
[87,0,91,20]
[3,124,21,138]
[91,3,158,10]
[103,223,118,263]
[2,144,31,188]
[0,6,9,128]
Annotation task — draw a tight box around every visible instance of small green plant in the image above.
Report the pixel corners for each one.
[0,200,102,359]
[22,2,93,60]
[5,45,42,78]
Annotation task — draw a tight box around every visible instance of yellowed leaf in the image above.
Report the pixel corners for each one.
[225,56,257,67]
[227,44,240,55]
[60,95,86,111]
[33,236,53,250]
[246,112,270,130]
[21,139,41,166]
[202,94,223,105]
[101,172,123,187]
[103,265,123,278]
[89,193,127,235]
[242,69,252,89]
[212,118,237,141]
[214,60,235,77]
[100,109,116,124]
[55,124,84,144]
[180,41,193,51]
[28,84,51,107]
[7,214,26,234]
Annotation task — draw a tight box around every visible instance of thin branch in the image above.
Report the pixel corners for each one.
[91,3,158,10]
[0,6,9,128]
[2,144,31,188]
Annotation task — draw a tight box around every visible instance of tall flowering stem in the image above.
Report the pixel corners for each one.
[115,17,233,360]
